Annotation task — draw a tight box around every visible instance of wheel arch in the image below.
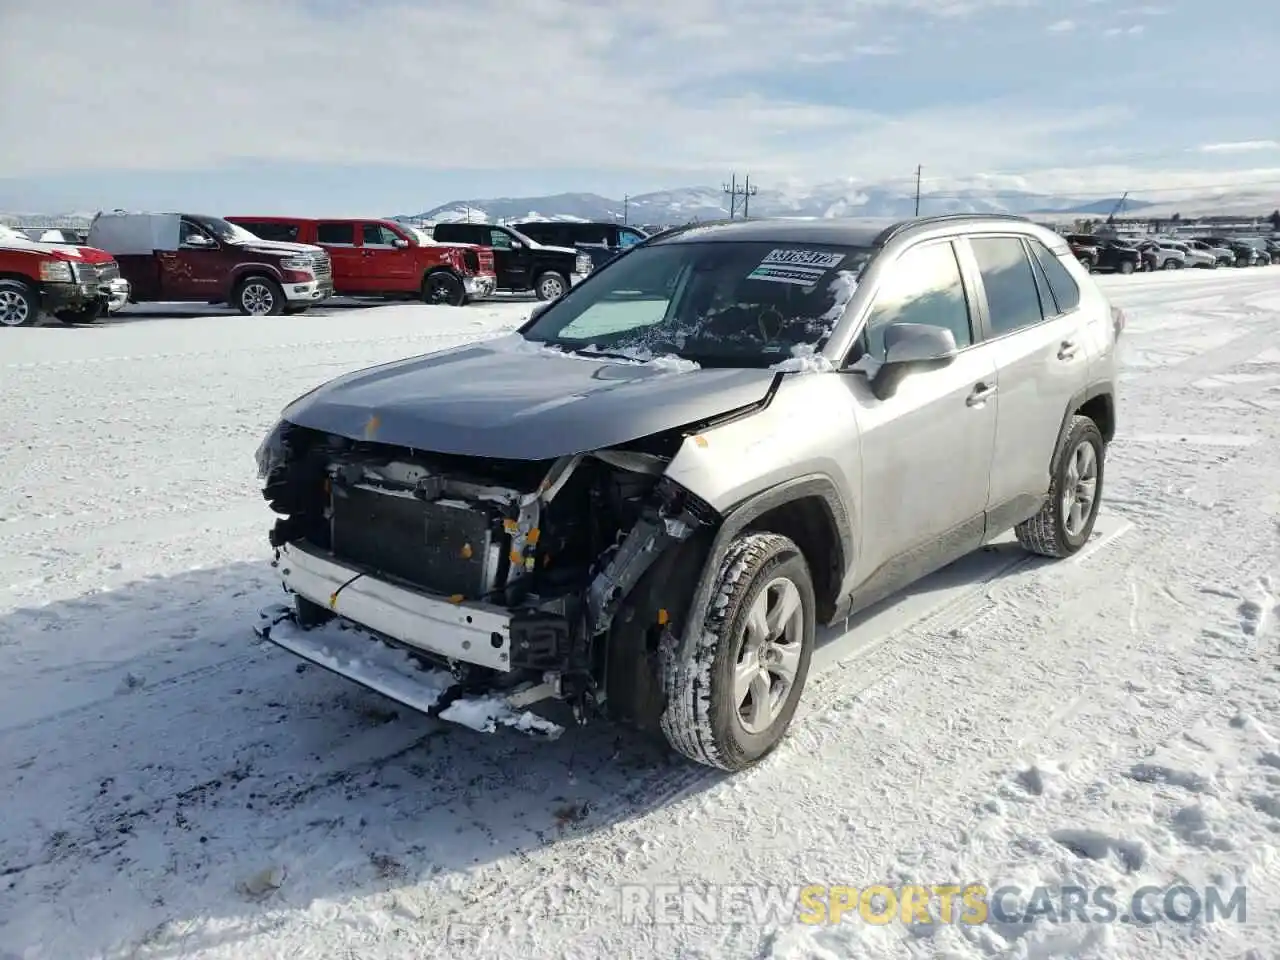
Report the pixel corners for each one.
[229,264,284,296]
[674,474,853,661]
[1051,382,1115,477]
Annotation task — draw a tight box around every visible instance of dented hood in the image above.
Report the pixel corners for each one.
[281,333,777,459]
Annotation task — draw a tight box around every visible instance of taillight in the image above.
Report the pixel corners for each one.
[463,250,479,273]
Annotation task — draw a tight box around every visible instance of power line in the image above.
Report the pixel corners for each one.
[722,174,758,218]
[914,164,922,216]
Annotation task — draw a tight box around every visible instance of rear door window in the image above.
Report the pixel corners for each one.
[969,236,1046,336]
[1027,238,1081,313]
[316,222,355,246]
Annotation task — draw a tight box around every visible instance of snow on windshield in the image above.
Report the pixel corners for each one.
[522,241,871,366]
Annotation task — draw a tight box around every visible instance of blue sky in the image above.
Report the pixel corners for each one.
[3,0,1278,216]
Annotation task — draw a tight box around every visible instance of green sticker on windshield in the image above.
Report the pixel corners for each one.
[748,248,845,286]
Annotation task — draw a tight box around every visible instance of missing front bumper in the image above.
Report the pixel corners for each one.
[254,603,563,739]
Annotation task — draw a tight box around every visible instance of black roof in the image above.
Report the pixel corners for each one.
[648,213,1033,249]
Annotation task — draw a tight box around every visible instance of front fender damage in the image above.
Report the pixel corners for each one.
[252,418,731,739]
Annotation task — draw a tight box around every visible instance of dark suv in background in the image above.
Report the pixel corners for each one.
[1064,234,1141,274]
[431,222,592,300]
[511,220,649,269]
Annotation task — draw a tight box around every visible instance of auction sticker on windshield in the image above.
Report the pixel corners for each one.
[748,248,846,287]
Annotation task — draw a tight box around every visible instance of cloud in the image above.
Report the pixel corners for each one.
[1104,24,1145,36]
[1199,140,1280,154]
[1047,19,1076,32]
[0,0,1120,184]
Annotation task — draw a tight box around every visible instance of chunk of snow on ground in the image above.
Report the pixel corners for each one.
[438,695,563,739]
[1119,433,1260,447]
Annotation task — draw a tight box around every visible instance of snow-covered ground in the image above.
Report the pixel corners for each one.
[2,271,1279,960]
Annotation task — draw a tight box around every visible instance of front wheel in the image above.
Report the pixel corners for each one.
[422,271,465,306]
[0,280,39,327]
[535,271,568,301]
[661,532,815,771]
[1118,259,1135,275]
[1015,415,1105,559]
[235,276,286,316]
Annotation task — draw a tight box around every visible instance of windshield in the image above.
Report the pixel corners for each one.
[521,240,873,366]
[190,215,263,244]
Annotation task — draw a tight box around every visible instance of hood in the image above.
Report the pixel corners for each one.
[234,238,325,256]
[282,333,777,459]
[0,235,115,263]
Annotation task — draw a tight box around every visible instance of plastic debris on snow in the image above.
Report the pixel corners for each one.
[439,695,564,739]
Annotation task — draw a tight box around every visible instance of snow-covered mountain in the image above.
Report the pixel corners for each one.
[405,180,1161,225]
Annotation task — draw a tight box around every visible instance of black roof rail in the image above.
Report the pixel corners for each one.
[872,212,1033,247]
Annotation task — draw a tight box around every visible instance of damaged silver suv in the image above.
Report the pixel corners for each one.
[254,214,1123,771]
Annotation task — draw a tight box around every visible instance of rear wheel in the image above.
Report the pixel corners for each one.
[235,276,286,316]
[422,270,465,306]
[661,532,815,771]
[1015,416,1105,559]
[1077,256,1096,273]
[1118,259,1135,275]
[0,281,38,327]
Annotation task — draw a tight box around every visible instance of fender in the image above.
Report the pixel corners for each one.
[1050,379,1115,475]
[674,473,854,661]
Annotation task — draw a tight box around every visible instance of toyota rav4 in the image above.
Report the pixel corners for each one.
[254,214,1122,771]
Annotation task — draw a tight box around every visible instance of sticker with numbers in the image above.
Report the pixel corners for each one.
[747,248,846,286]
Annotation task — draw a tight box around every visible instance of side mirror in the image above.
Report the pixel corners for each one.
[391,237,409,248]
[863,322,958,400]
[509,240,523,249]
[182,234,214,249]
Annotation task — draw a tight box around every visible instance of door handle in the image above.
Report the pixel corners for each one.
[966,382,996,406]
[1058,340,1078,360]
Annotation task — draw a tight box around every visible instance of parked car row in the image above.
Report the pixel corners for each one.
[1064,232,1280,274]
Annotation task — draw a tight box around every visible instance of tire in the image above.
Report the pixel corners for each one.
[1118,260,1135,275]
[1015,415,1105,559]
[422,270,465,306]
[1162,258,1177,270]
[54,303,104,325]
[0,280,39,327]
[1077,257,1096,274]
[234,276,286,316]
[535,270,568,301]
[660,532,815,771]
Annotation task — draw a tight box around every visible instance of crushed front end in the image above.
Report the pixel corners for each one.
[253,421,715,737]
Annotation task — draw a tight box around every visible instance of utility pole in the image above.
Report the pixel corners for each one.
[722,174,758,219]
[623,194,629,225]
[914,164,923,217]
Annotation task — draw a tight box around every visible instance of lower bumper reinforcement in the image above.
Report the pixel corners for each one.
[254,605,563,739]
[278,541,513,672]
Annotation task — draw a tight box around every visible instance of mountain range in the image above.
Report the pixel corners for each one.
[402,180,1165,227]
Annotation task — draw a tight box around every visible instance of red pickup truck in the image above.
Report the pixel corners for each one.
[0,224,130,327]
[226,217,496,306]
